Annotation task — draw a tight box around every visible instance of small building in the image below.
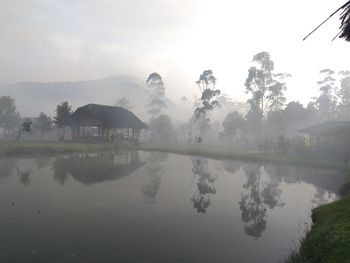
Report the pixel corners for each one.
[68,103,147,143]
[299,121,350,158]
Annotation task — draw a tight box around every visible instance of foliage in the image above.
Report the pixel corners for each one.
[221,111,245,139]
[313,69,338,121]
[245,104,263,140]
[194,70,221,121]
[0,96,21,129]
[53,101,72,127]
[36,112,52,140]
[115,97,132,110]
[149,114,177,143]
[146,72,166,119]
[286,196,350,263]
[245,52,289,118]
[336,71,350,119]
[265,101,317,138]
[339,3,350,41]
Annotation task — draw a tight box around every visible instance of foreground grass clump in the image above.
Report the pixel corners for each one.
[0,140,112,156]
[286,196,350,263]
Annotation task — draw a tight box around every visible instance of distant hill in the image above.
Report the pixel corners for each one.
[0,75,250,123]
[0,74,191,122]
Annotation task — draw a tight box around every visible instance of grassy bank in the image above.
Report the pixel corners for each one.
[0,140,112,157]
[136,143,350,171]
[286,196,350,263]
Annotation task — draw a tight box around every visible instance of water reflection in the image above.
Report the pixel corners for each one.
[239,164,284,239]
[3,159,32,186]
[141,152,168,201]
[35,158,51,170]
[238,163,344,239]
[265,164,342,206]
[191,158,217,213]
[51,151,145,185]
[0,159,14,179]
[0,152,347,263]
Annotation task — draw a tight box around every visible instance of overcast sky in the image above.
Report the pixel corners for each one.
[0,0,349,105]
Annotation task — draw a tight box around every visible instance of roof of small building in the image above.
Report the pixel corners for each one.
[69,103,147,129]
[299,121,350,135]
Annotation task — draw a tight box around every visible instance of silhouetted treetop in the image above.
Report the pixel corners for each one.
[340,1,350,41]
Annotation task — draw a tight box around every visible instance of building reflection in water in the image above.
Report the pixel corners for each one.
[51,151,145,185]
[141,152,168,202]
[191,157,217,213]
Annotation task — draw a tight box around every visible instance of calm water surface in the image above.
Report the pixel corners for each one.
[0,151,347,263]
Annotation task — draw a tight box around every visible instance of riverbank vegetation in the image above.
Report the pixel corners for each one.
[136,143,350,172]
[0,140,112,157]
[286,196,350,263]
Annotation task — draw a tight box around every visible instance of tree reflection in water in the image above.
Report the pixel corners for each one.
[239,164,284,239]
[0,159,14,180]
[141,152,168,202]
[35,158,51,170]
[51,151,145,185]
[0,159,32,185]
[191,158,217,213]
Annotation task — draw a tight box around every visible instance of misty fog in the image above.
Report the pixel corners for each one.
[1,0,350,262]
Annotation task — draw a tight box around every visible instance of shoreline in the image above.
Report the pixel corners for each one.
[0,141,112,158]
[135,143,350,172]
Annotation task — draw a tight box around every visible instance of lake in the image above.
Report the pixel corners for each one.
[0,151,347,263]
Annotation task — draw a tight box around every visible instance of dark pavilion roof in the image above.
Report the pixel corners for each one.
[69,103,147,129]
[299,121,350,135]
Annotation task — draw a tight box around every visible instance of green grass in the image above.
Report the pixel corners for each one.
[286,196,350,263]
[136,143,350,172]
[0,140,112,157]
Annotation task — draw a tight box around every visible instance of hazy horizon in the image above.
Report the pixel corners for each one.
[1,0,350,107]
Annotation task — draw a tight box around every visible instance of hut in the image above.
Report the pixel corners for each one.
[299,121,350,159]
[68,103,147,143]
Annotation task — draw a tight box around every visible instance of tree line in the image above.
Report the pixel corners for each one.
[1,50,350,146]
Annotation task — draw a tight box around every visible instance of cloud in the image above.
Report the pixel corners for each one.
[0,0,197,84]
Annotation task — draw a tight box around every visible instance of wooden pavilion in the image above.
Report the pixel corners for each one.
[68,103,147,143]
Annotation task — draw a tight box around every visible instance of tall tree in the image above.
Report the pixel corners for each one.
[245,52,289,119]
[314,69,338,121]
[148,114,177,143]
[0,96,21,133]
[221,111,245,140]
[36,112,52,140]
[54,101,72,138]
[146,72,166,120]
[336,71,350,119]
[194,70,221,137]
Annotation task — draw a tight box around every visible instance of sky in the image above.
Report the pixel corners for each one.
[0,0,349,106]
